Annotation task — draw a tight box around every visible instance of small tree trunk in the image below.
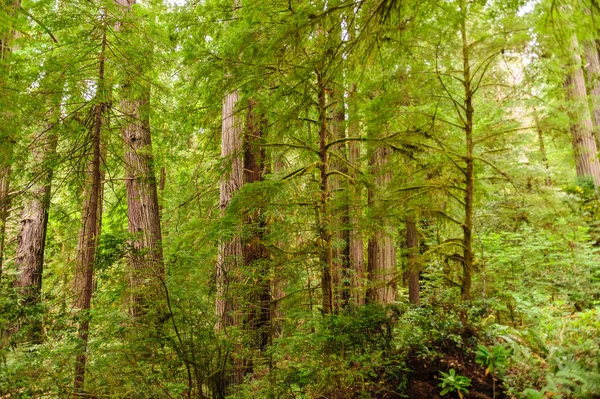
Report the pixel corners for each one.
[73,26,108,395]
[461,6,475,302]
[533,108,552,186]
[73,104,106,396]
[564,34,600,187]
[406,215,420,305]
[329,87,350,310]
[271,155,286,338]
[317,74,334,314]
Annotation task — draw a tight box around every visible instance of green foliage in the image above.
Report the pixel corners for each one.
[475,344,511,376]
[438,369,472,398]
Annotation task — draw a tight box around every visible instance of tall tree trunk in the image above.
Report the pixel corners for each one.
[406,215,420,306]
[0,0,20,276]
[317,73,334,314]
[73,28,107,396]
[583,40,600,144]
[117,0,165,318]
[366,143,397,305]
[564,34,600,187]
[329,87,350,310]
[121,85,164,317]
[347,82,365,306]
[460,1,475,301]
[216,90,243,331]
[242,99,270,354]
[13,106,59,340]
[271,155,286,338]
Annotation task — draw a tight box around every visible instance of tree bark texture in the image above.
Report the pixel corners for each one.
[461,3,474,301]
[328,87,350,310]
[73,26,107,394]
[121,86,165,318]
[242,100,270,354]
[0,0,20,276]
[564,34,600,187]
[583,40,600,144]
[366,144,397,305]
[73,101,106,395]
[117,0,165,319]
[347,82,365,306]
[216,90,243,331]
[14,114,59,309]
[317,76,334,314]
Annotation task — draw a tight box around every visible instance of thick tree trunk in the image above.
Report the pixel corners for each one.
[0,0,20,276]
[583,40,600,144]
[329,87,350,310]
[242,100,270,353]
[14,115,59,318]
[121,86,165,318]
[406,216,420,306]
[564,35,600,187]
[216,90,243,331]
[347,83,365,306]
[117,0,164,319]
[366,144,397,305]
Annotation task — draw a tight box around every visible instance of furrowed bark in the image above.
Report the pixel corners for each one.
[583,40,600,144]
[347,82,365,306]
[317,73,334,315]
[216,90,243,331]
[73,25,107,396]
[564,34,600,187]
[329,86,350,310]
[366,143,397,305]
[0,0,20,276]
[116,0,165,320]
[13,104,60,340]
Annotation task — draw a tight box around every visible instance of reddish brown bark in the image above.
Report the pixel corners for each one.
[347,82,365,306]
[583,40,600,144]
[242,100,270,349]
[14,118,59,309]
[73,25,108,395]
[564,34,600,187]
[216,90,243,331]
[117,0,165,318]
[328,87,350,310]
[317,74,334,315]
[366,144,397,305]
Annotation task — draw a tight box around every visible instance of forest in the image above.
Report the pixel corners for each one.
[1,0,600,397]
